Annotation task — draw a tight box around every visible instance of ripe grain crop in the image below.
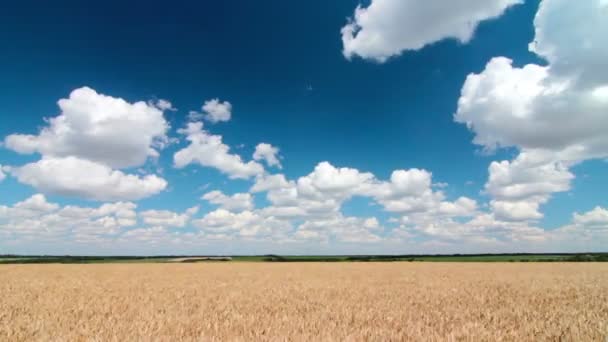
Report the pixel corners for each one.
[1,263,607,341]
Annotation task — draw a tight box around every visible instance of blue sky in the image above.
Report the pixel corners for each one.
[1,0,607,255]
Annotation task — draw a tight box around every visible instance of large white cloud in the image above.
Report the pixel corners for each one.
[455,0,608,159]
[11,157,167,201]
[454,57,608,158]
[4,87,169,169]
[252,162,477,227]
[455,0,608,223]
[3,87,170,201]
[174,122,264,179]
[529,0,608,89]
[341,0,521,62]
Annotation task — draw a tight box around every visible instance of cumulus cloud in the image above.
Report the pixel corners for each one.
[252,162,477,228]
[454,57,608,158]
[572,207,608,226]
[438,197,478,217]
[154,99,176,112]
[483,150,574,221]
[3,87,170,201]
[490,200,543,222]
[455,0,608,223]
[0,165,5,182]
[11,157,167,201]
[551,207,608,247]
[341,0,521,62]
[253,143,282,168]
[189,98,232,123]
[5,194,60,215]
[4,87,170,169]
[0,194,137,242]
[140,206,199,227]
[295,215,383,243]
[250,174,291,193]
[485,151,573,202]
[298,161,374,198]
[202,190,254,212]
[455,0,608,158]
[174,122,264,179]
[192,209,291,239]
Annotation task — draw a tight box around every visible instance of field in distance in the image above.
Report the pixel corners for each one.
[2,253,608,263]
[1,263,607,340]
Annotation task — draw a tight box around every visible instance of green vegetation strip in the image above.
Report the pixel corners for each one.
[1,253,607,264]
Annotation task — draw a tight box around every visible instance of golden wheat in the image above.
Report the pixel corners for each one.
[1,263,607,341]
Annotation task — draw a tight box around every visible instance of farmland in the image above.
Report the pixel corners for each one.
[1,263,607,340]
[1,253,607,263]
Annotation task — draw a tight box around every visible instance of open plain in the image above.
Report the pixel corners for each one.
[1,263,607,341]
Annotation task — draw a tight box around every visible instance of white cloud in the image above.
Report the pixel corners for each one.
[250,162,378,221]
[454,58,608,159]
[250,174,291,193]
[529,0,608,89]
[490,200,543,222]
[3,87,170,201]
[13,194,59,213]
[455,0,608,161]
[483,150,574,221]
[551,207,608,245]
[0,165,5,182]
[438,197,478,217]
[4,86,170,169]
[572,207,608,226]
[11,157,167,201]
[253,143,282,168]
[0,194,137,241]
[140,206,199,227]
[341,0,521,62]
[485,151,573,202]
[194,98,232,123]
[455,0,608,224]
[202,190,254,212]
[174,122,264,179]
[364,168,432,199]
[154,99,176,112]
[298,161,374,198]
[1,191,607,253]
[192,209,291,239]
[295,215,383,243]
[251,162,477,228]
[117,226,200,246]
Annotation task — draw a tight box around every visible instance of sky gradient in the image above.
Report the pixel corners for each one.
[1,0,607,255]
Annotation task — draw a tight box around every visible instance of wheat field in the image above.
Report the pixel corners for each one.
[1,263,607,341]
